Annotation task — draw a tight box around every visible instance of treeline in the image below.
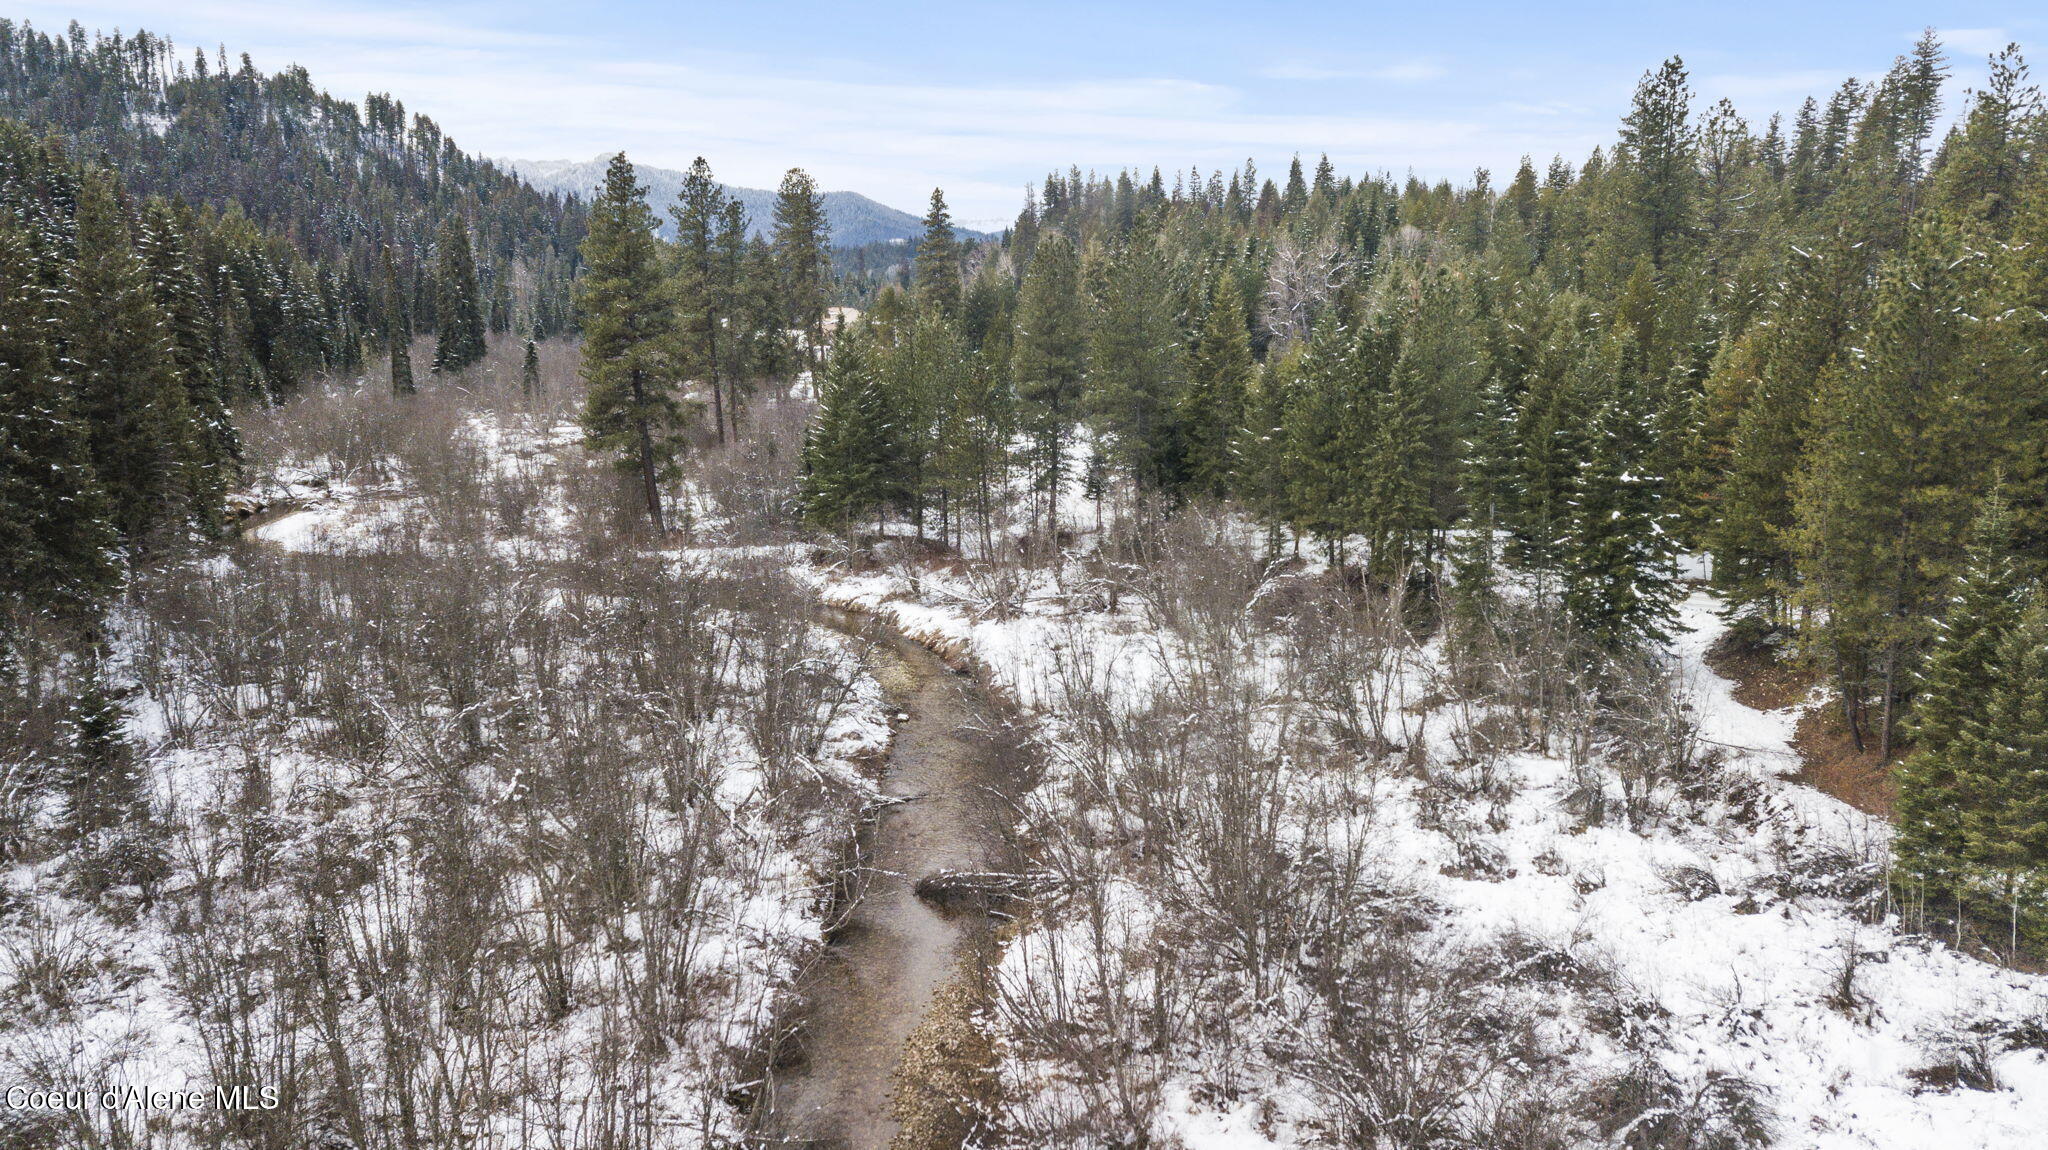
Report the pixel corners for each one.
[0,21,584,351]
[573,153,834,531]
[785,36,2048,940]
[0,123,245,623]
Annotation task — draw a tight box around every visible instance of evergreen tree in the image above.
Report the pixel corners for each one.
[885,309,971,537]
[1964,610,2048,937]
[1279,324,1383,555]
[1365,351,1436,582]
[138,198,236,521]
[64,170,199,542]
[1793,222,1992,755]
[1616,56,1698,272]
[1011,236,1086,522]
[801,329,906,532]
[1905,605,2048,944]
[1561,336,1681,650]
[672,157,727,435]
[383,247,416,396]
[773,167,831,374]
[937,346,1015,554]
[1705,237,1855,625]
[1506,299,1598,571]
[60,673,143,840]
[521,337,541,399]
[707,196,753,442]
[430,217,486,373]
[1283,156,1309,214]
[1086,239,1184,491]
[1928,45,2035,234]
[1179,274,1253,498]
[915,188,963,316]
[576,154,687,533]
[1236,354,1297,553]
[1895,492,2028,891]
[0,227,118,625]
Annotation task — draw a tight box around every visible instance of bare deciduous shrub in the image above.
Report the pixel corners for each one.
[1590,1060,1776,1149]
[3,354,880,1147]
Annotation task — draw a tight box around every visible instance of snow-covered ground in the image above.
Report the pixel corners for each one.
[1,406,892,1148]
[813,546,2048,1148]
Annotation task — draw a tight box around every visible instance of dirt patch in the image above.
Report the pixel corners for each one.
[1703,630,1816,713]
[1790,707,1898,818]
[1705,631,1898,818]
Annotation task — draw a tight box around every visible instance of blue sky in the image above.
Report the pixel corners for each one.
[14,1,2042,225]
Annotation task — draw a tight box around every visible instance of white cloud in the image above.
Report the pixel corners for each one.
[12,0,1610,219]
[1697,69,1851,107]
[1258,58,1447,83]
[1375,60,1447,82]
[1934,27,2013,58]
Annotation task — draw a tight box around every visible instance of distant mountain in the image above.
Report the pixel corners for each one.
[503,156,984,248]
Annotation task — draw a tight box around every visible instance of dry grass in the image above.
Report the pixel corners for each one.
[1703,629,1897,818]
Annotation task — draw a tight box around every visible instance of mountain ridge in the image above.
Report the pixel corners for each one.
[501,155,987,248]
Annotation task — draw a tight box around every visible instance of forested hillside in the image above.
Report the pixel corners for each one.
[0,21,585,339]
[786,35,2048,945]
[0,21,587,622]
[6,15,2048,1150]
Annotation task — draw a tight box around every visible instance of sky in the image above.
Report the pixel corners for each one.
[12,1,2043,226]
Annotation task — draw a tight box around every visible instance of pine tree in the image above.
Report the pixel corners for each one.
[1561,335,1681,651]
[64,170,200,543]
[0,227,118,625]
[576,154,688,533]
[521,337,541,400]
[1236,355,1297,554]
[960,263,1009,352]
[1011,236,1086,522]
[1506,299,1598,571]
[937,347,1015,555]
[60,673,143,839]
[59,670,166,898]
[1086,239,1184,491]
[1895,492,2028,891]
[915,188,962,317]
[773,167,832,375]
[1179,274,1253,498]
[1616,56,1698,272]
[383,247,416,395]
[1992,166,2048,566]
[1793,222,1991,755]
[1283,156,1309,214]
[672,157,727,436]
[801,329,905,532]
[709,197,758,441]
[1928,45,2034,235]
[138,199,236,523]
[1364,355,1435,582]
[1279,324,1381,555]
[1931,606,2048,944]
[738,235,794,405]
[884,309,970,537]
[1705,235,1855,625]
[430,217,486,373]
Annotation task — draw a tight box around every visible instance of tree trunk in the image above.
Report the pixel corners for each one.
[630,369,665,534]
[1878,650,1898,761]
[711,371,726,446]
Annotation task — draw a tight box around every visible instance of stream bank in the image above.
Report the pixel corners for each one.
[757,614,1021,1149]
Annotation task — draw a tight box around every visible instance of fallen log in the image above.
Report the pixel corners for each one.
[912,869,1061,915]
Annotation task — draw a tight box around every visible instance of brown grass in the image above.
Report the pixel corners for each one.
[1790,707,1898,818]
[1704,631,1898,818]
[1703,631,1815,714]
